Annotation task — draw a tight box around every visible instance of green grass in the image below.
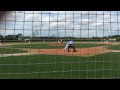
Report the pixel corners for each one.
[0,42,118,79]
[106,44,120,50]
[0,52,120,79]
[0,47,28,54]
[8,43,108,49]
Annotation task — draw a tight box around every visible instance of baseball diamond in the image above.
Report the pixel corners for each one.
[1,11,120,79]
[0,42,119,57]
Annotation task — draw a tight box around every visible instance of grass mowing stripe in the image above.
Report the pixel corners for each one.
[0,52,119,79]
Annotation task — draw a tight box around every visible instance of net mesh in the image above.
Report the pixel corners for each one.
[0,11,120,79]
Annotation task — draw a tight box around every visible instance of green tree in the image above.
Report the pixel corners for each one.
[0,34,3,37]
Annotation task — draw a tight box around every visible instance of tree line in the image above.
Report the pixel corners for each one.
[1,34,120,42]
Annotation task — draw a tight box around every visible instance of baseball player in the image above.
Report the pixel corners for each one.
[67,40,76,52]
[63,42,69,50]
[58,38,61,43]
[61,38,63,43]
[106,37,109,43]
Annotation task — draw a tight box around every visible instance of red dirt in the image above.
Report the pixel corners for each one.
[0,42,114,57]
[23,46,110,57]
[39,43,111,57]
[40,48,110,57]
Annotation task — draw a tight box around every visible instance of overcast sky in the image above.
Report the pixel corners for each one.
[0,11,120,37]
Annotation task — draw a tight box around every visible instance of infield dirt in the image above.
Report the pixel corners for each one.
[0,42,119,57]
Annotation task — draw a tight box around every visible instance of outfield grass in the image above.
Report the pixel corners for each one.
[106,44,120,50]
[0,47,28,54]
[8,43,109,49]
[0,52,120,79]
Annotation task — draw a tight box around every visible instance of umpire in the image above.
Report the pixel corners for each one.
[67,40,76,52]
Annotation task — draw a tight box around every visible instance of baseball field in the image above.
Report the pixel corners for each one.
[0,41,120,79]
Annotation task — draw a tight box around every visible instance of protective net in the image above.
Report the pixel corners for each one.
[0,11,120,79]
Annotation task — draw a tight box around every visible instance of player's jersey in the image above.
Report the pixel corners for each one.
[58,38,61,41]
[68,40,74,44]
